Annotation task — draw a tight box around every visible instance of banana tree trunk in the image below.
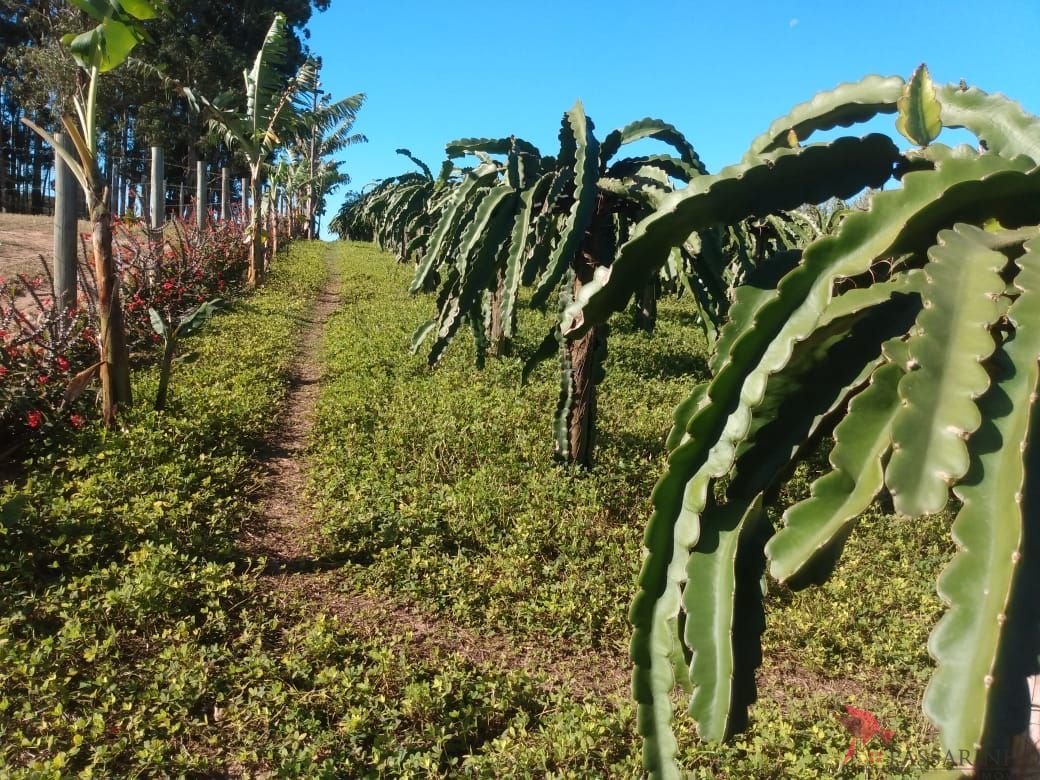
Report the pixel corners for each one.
[248,174,264,287]
[91,190,132,424]
[154,333,177,411]
[305,189,314,240]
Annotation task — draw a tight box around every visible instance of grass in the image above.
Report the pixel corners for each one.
[0,240,958,777]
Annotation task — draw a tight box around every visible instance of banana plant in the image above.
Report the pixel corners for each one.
[149,298,224,411]
[275,150,306,239]
[263,159,286,257]
[278,145,355,240]
[149,13,315,286]
[559,66,1040,777]
[292,68,366,239]
[21,0,163,425]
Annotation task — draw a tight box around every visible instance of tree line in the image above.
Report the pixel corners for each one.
[0,0,328,215]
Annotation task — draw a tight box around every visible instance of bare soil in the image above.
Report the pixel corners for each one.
[0,213,59,283]
[0,213,94,312]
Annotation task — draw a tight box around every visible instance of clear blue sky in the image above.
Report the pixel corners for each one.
[307,0,1040,237]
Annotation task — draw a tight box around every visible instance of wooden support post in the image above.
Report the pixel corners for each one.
[0,106,6,213]
[221,166,230,221]
[52,132,78,312]
[107,158,116,212]
[241,176,249,222]
[149,146,163,230]
[141,178,151,225]
[195,161,206,231]
[178,180,185,219]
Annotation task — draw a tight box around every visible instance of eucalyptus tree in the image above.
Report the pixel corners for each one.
[4,1,326,217]
[558,66,1040,777]
[22,0,163,425]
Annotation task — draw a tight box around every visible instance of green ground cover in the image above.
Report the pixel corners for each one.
[0,240,956,777]
[311,242,955,777]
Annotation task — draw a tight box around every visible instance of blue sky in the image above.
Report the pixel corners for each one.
[307,1,1040,237]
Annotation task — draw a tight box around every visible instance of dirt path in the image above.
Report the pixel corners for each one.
[241,243,341,565]
[240,243,895,712]
[239,244,631,702]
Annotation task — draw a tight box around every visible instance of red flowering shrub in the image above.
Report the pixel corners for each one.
[0,276,97,447]
[116,218,248,349]
[0,217,251,447]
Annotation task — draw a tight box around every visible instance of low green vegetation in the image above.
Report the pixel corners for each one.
[310,242,955,776]
[0,243,323,775]
[1,241,955,776]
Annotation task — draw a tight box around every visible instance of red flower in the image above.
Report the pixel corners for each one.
[69,414,86,429]
[56,356,70,372]
[27,410,43,428]
[37,374,49,385]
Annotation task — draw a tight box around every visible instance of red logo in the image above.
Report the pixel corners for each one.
[837,705,895,766]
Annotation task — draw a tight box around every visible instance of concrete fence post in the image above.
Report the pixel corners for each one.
[52,132,78,311]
